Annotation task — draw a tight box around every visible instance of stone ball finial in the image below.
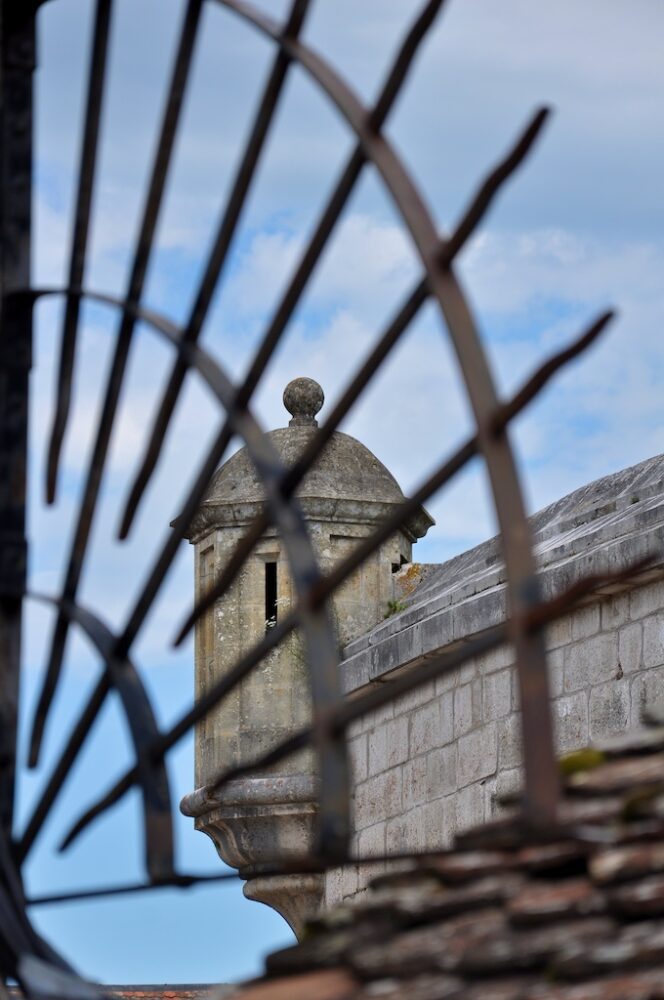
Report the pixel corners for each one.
[283,377,324,427]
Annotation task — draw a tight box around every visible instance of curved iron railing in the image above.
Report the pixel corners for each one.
[0,0,632,993]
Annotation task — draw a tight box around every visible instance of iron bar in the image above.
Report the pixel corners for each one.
[184,553,653,812]
[118,0,313,540]
[56,301,613,851]
[177,308,612,641]
[0,0,631,983]
[29,0,205,768]
[0,0,36,839]
[45,0,113,503]
[31,593,176,881]
[19,286,352,859]
[17,672,109,862]
[128,97,559,653]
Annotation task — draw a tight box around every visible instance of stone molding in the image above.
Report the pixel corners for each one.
[179,496,433,545]
[180,775,319,818]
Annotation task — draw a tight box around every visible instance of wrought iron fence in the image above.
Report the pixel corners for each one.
[0,0,638,993]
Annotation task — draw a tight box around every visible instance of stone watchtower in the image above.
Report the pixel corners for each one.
[180,378,433,933]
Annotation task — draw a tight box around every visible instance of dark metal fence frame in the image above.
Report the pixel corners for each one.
[0,0,634,993]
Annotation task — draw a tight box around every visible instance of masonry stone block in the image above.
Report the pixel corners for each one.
[589,680,630,740]
[630,667,664,727]
[324,867,345,908]
[498,714,523,769]
[385,715,410,769]
[619,622,642,675]
[355,768,402,830]
[476,642,514,676]
[348,734,368,784]
[554,691,589,753]
[386,807,425,854]
[455,782,484,834]
[545,618,572,650]
[368,724,388,777]
[643,613,664,669]
[341,865,359,899]
[420,609,455,658]
[358,821,386,858]
[392,679,435,716]
[424,795,457,849]
[495,766,523,804]
[410,696,452,756]
[601,593,630,631]
[369,702,395,728]
[458,659,478,686]
[631,580,664,620]
[426,744,457,799]
[453,681,482,739]
[563,632,619,692]
[402,756,427,810]
[458,723,497,787]
[571,604,600,640]
[546,648,564,699]
[483,669,512,721]
[434,665,458,694]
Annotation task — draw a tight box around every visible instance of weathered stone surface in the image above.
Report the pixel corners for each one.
[620,623,643,675]
[234,726,664,1000]
[589,681,630,740]
[328,455,664,918]
[183,379,434,934]
[457,724,497,788]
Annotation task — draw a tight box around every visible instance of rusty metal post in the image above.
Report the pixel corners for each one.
[0,1,39,837]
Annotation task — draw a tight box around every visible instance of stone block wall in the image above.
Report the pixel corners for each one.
[324,577,664,906]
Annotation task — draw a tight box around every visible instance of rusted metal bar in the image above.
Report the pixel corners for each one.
[176,308,612,642]
[118,0,313,540]
[156,100,561,641]
[56,300,613,852]
[215,0,565,825]
[115,0,448,614]
[165,104,563,639]
[27,869,246,907]
[183,554,653,820]
[45,0,113,504]
[32,593,176,881]
[0,0,628,982]
[22,286,351,859]
[28,0,205,768]
[17,672,110,862]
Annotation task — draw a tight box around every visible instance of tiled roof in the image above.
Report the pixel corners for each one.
[8,988,223,1000]
[105,987,222,999]
[232,721,664,999]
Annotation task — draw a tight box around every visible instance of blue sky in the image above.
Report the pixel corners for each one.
[19,0,664,986]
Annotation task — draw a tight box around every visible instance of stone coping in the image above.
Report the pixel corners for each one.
[181,775,319,818]
[180,495,433,544]
[341,453,664,695]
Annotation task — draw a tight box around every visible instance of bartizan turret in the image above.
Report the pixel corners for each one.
[180,378,433,934]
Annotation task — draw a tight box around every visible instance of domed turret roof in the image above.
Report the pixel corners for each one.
[205,423,407,507]
[188,378,433,539]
